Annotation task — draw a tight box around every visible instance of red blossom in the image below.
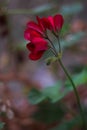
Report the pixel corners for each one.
[41,14,64,32]
[24,28,41,41]
[26,38,48,60]
[27,21,44,35]
[24,14,64,60]
[29,50,45,60]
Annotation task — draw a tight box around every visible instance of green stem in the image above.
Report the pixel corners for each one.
[58,58,86,129]
[46,35,86,129]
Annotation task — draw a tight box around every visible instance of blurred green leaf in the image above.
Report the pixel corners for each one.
[0,122,5,129]
[51,115,81,130]
[31,4,54,14]
[60,3,83,15]
[28,88,46,104]
[7,4,54,15]
[42,82,67,103]
[33,102,65,124]
[61,32,85,49]
[65,70,87,89]
[60,23,70,36]
[28,81,70,104]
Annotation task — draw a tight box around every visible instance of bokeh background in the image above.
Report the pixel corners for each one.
[0,0,87,130]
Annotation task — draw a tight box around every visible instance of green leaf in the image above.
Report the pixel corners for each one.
[61,32,85,49]
[51,115,81,130]
[33,102,65,124]
[42,82,69,103]
[60,23,70,36]
[28,88,46,104]
[7,4,54,15]
[54,32,85,51]
[0,122,5,129]
[60,3,83,15]
[65,70,87,93]
[31,4,54,14]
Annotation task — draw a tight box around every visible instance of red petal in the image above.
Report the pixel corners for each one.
[31,37,46,43]
[29,51,45,60]
[26,43,35,51]
[36,16,45,31]
[31,38,48,51]
[34,41,48,52]
[39,17,51,30]
[29,29,42,40]
[27,39,48,52]
[24,28,30,40]
[47,16,55,30]
[27,21,43,35]
[53,14,64,30]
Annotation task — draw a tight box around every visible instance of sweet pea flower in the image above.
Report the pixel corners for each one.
[38,14,64,33]
[26,38,48,60]
[24,14,64,60]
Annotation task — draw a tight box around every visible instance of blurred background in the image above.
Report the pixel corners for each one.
[0,0,87,130]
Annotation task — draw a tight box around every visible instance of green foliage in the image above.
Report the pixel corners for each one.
[51,115,81,130]
[28,88,46,104]
[28,68,87,106]
[61,32,85,49]
[60,23,70,36]
[29,69,87,105]
[30,4,54,15]
[28,81,70,104]
[42,82,67,103]
[65,69,87,90]
[0,122,5,130]
[7,4,54,15]
[60,3,83,16]
[33,102,65,124]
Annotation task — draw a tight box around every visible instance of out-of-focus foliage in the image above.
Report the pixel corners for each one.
[28,68,87,125]
[65,69,87,90]
[28,69,87,105]
[59,3,83,16]
[61,32,86,49]
[51,115,81,130]
[0,122,5,129]
[33,102,65,124]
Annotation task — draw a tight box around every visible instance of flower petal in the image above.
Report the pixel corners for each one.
[36,16,45,31]
[47,16,55,30]
[26,43,35,51]
[53,14,64,31]
[24,28,30,40]
[29,51,45,60]
[27,21,43,35]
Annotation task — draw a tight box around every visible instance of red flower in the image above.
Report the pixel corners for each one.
[37,14,64,32]
[24,14,64,60]
[27,20,46,36]
[26,38,48,60]
[24,28,41,41]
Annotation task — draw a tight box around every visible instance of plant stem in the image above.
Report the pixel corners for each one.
[58,58,86,130]
[47,32,86,129]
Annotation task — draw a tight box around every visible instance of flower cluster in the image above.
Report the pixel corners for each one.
[24,14,64,60]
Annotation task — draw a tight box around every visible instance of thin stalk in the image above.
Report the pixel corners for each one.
[58,58,86,130]
[48,36,86,129]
